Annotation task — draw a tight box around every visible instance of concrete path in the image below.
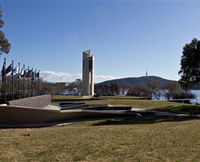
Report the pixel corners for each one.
[43,105,61,110]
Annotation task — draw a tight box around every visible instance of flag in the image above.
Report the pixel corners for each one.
[24,70,33,78]
[1,59,6,77]
[20,66,26,77]
[20,66,24,74]
[28,70,33,78]
[12,65,20,76]
[21,68,32,78]
[36,71,39,78]
[21,69,28,78]
[31,71,35,81]
[6,63,13,75]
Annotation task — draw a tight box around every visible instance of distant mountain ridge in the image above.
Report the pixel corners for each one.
[97,76,177,88]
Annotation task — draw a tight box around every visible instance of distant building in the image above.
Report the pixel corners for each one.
[119,88,129,96]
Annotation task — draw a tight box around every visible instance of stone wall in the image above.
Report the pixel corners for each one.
[8,95,51,108]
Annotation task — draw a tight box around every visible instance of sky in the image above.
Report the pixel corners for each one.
[1,0,200,83]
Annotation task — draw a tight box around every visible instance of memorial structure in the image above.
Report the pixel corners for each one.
[0,51,137,127]
[82,50,94,96]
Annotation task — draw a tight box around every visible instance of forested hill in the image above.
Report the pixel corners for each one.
[97,76,177,88]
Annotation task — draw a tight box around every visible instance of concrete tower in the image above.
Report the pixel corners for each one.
[82,50,94,96]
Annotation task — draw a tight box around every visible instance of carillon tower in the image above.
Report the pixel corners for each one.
[82,50,94,96]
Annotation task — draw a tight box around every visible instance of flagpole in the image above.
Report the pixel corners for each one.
[18,63,20,99]
[22,64,25,98]
[35,68,37,96]
[27,66,30,97]
[3,58,6,102]
[31,67,33,97]
[38,70,40,95]
[1,58,4,101]
[12,60,14,100]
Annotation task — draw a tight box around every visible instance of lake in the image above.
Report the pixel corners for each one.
[153,89,200,104]
[191,90,200,103]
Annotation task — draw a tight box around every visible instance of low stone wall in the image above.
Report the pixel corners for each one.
[0,105,135,125]
[8,95,51,108]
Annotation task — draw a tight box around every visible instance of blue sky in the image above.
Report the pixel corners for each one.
[1,0,200,82]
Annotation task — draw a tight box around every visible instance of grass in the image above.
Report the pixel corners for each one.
[1,96,200,161]
[51,95,200,115]
[99,95,146,99]
[153,104,200,115]
[51,95,145,100]
[0,115,200,161]
[51,95,84,100]
[86,99,200,115]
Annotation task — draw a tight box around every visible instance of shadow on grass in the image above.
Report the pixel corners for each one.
[0,115,198,128]
[92,114,199,126]
[152,105,200,115]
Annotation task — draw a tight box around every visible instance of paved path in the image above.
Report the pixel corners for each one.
[43,105,61,110]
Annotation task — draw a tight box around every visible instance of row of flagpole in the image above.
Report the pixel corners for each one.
[1,58,40,101]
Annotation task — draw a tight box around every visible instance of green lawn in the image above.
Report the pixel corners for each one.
[51,95,200,115]
[86,99,200,115]
[99,95,146,99]
[1,96,200,161]
[51,95,145,100]
[51,95,84,100]
[0,115,200,161]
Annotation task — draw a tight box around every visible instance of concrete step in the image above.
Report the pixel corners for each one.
[60,102,85,106]
[60,104,90,110]
[84,106,132,111]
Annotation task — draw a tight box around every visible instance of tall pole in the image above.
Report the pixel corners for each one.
[27,66,30,97]
[31,67,33,96]
[18,63,20,99]
[12,60,14,100]
[22,64,25,98]
[38,70,40,95]
[3,58,6,102]
[34,68,37,96]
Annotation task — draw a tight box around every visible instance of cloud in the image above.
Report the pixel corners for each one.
[41,71,118,83]
[40,71,81,82]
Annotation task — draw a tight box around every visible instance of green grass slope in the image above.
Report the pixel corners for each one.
[0,116,200,161]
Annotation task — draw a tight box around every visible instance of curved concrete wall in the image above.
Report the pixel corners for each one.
[0,95,134,125]
[0,106,127,124]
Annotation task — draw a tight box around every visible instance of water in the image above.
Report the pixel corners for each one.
[153,89,200,104]
[191,90,200,103]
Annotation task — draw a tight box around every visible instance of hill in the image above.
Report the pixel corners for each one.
[97,76,177,88]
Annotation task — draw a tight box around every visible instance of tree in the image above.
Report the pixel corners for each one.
[145,79,161,99]
[0,8,10,55]
[163,82,178,100]
[94,83,119,96]
[127,85,147,97]
[75,79,82,93]
[126,80,161,99]
[179,38,200,90]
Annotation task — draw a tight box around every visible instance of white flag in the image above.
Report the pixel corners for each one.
[12,66,19,75]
